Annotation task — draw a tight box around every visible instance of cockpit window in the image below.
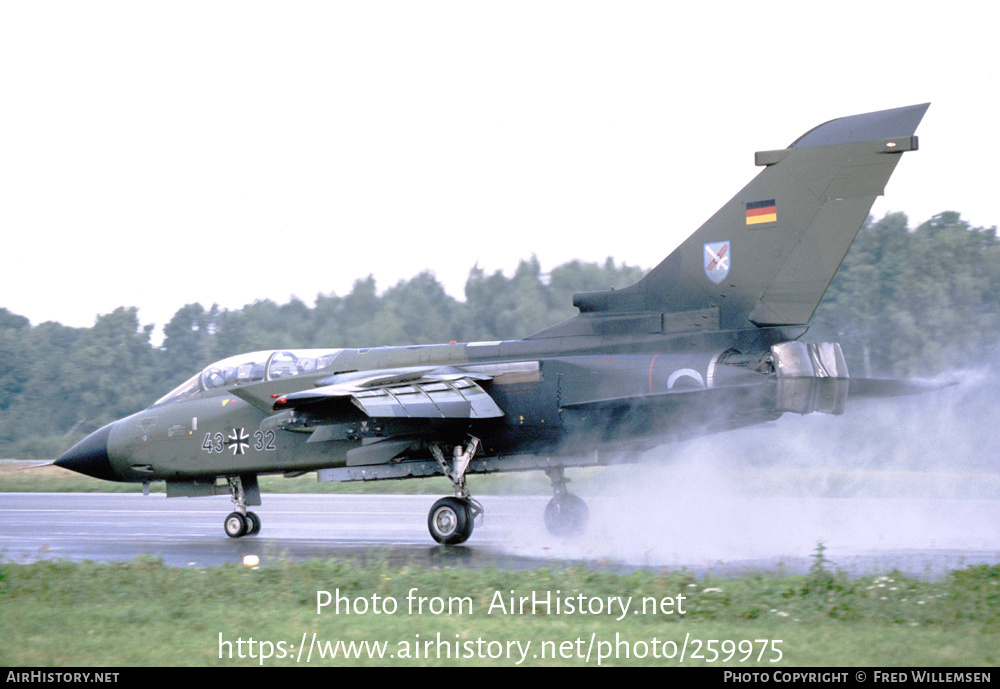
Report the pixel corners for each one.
[267,351,305,379]
[150,373,202,407]
[201,352,270,390]
[266,350,343,379]
[150,349,344,407]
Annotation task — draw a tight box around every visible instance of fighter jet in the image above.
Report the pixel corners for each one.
[56,104,930,544]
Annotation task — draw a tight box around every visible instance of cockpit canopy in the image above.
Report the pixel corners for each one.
[151,349,343,407]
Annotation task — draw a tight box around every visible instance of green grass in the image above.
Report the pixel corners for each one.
[1,553,997,666]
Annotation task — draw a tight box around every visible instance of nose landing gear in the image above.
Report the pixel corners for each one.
[224,510,261,538]
[223,475,262,538]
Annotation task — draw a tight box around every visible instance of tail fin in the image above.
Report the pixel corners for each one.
[532,104,928,338]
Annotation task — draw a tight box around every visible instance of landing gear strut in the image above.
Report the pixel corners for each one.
[543,468,589,537]
[427,437,482,545]
[224,475,262,538]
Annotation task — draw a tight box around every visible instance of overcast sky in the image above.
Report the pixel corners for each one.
[1,1,996,337]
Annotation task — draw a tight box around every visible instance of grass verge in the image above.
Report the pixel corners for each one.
[1,553,997,667]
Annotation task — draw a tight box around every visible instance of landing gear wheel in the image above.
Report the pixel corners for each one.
[544,494,589,538]
[223,475,262,539]
[245,511,261,535]
[428,497,474,545]
[224,511,248,538]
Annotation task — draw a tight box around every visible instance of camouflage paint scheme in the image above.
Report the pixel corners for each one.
[56,104,930,544]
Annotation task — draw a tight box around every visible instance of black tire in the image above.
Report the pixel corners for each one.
[245,511,261,535]
[428,497,474,545]
[544,494,589,537]
[224,511,248,538]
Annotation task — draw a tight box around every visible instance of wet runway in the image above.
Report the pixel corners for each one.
[2,491,997,577]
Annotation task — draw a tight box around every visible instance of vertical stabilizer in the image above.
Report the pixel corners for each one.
[533,104,927,339]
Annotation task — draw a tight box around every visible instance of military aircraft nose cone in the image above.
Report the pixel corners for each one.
[54,423,118,481]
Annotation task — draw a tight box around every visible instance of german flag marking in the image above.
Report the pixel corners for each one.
[746,199,776,225]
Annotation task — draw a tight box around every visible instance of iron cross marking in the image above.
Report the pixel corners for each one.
[228,428,250,455]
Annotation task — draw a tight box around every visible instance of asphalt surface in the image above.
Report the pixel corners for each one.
[1,492,997,577]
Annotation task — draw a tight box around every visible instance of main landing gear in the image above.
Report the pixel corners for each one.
[224,475,262,538]
[427,437,483,545]
[423,439,591,544]
[543,467,589,538]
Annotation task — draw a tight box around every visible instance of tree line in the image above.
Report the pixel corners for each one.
[1,211,996,458]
